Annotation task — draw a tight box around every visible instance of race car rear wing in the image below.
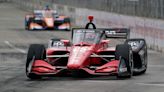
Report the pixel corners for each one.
[103,28,130,39]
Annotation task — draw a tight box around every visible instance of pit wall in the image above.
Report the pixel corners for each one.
[11,0,164,52]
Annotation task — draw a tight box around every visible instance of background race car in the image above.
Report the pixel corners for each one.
[25,9,71,31]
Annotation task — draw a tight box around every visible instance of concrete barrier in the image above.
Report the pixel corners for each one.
[10,1,164,52]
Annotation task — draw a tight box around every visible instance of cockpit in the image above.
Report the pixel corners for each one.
[72,29,105,45]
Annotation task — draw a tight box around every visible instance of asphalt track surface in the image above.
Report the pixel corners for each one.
[0,3,164,92]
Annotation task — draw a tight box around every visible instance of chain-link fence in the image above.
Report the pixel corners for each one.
[53,0,164,19]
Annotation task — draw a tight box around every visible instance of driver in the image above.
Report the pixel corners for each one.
[85,33,96,41]
[45,5,51,11]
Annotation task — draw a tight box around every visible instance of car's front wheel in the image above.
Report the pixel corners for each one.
[115,44,133,78]
[26,44,46,79]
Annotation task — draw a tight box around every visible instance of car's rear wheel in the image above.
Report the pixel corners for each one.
[25,21,30,30]
[26,18,34,31]
[64,18,71,31]
[115,44,133,78]
[125,39,147,75]
[26,44,46,79]
[65,26,71,31]
[25,20,28,30]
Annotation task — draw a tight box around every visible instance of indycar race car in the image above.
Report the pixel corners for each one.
[25,8,71,31]
[26,16,147,79]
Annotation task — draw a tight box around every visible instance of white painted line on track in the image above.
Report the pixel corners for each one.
[82,80,126,84]
[136,83,164,87]
[4,41,26,54]
[148,65,164,68]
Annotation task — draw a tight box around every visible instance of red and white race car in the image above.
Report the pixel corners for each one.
[26,16,147,79]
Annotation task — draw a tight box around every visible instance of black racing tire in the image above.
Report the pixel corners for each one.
[25,17,28,30]
[115,44,133,78]
[25,20,30,30]
[25,21,28,30]
[115,44,131,61]
[26,18,34,31]
[26,44,46,79]
[64,18,71,31]
[65,27,71,31]
[125,38,147,75]
[64,18,71,23]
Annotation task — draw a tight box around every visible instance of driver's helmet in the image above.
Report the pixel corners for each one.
[85,33,95,42]
[45,5,51,11]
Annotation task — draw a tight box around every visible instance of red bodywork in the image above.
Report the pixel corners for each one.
[30,39,120,76]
